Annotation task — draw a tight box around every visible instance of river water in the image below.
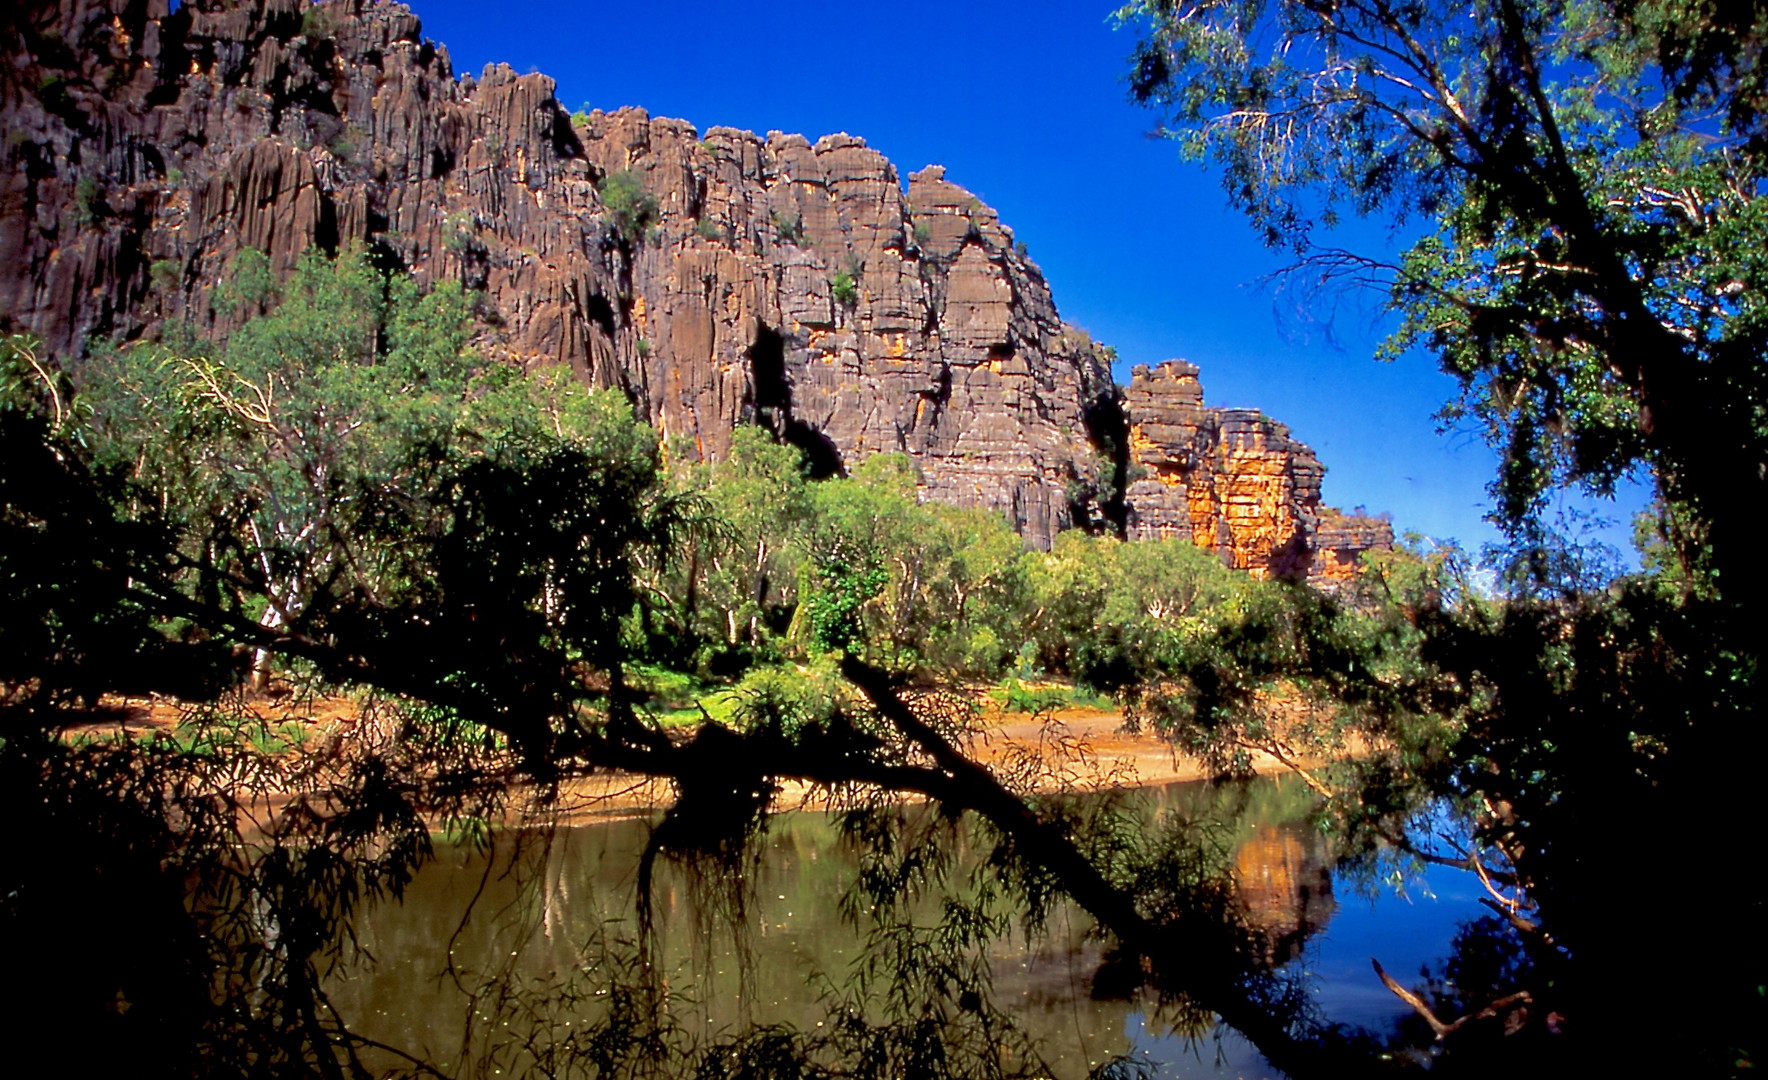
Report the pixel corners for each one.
[329,776,1480,1078]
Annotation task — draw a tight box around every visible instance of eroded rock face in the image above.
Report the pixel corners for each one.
[0,0,1389,573]
[1311,508,1398,586]
[1122,362,1392,582]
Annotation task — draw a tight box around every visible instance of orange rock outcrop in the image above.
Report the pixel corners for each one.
[1123,362,1392,582]
[1,0,1393,575]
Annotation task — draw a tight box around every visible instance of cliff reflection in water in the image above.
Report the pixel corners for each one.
[328,777,1400,1079]
[1235,824,1337,966]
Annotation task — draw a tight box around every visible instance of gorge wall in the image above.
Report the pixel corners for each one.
[0,0,1391,580]
[1121,361,1393,584]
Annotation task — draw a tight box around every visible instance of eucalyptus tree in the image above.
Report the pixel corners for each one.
[798,454,1030,676]
[79,247,482,687]
[1,320,683,1075]
[1117,0,1767,1068]
[667,424,811,665]
[1119,0,1768,606]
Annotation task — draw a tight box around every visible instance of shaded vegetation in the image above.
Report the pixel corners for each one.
[597,169,660,247]
[1117,0,1766,1069]
[3,0,1764,1071]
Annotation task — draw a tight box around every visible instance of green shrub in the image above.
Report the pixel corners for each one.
[34,74,72,114]
[598,169,661,245]
[830,271,859,307]
[996,679,1067,715]
[635,338,651,359]
[73,176,104,226]
[696,218,723,242]
[1065,684,1115,710]
[149,258,181,291]
[773,208,805,246]
[912,221,932,245]
[994,678,1115,716]
[301,5,335,40]
[729,661,849,736]
[327,124,365,163]
[631,664,706,713]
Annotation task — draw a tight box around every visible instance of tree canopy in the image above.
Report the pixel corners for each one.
[1119,0,1768,607]
[4,0,1765,1070]
[1115,0,1765,1068]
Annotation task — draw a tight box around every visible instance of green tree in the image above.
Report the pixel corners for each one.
[799,454,916,658]
[829,270,859,307]
[1119,0,1768,609]
[1119,1,1767,1067]
[0,322,680,1071]
[796,455,1031,675]
[914,502,1030,677]
[598,168,661,246]
[672,425,811,664]
[1024,531,1245,687]
[81,248,481,687]
[1,336,230,712]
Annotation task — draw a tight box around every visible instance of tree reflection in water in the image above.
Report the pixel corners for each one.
[9,352,1743,1077]
[325,776,1448,1080]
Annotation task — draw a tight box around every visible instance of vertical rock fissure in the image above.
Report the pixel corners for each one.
[1082,388,1133,539]
[748,323,843,479]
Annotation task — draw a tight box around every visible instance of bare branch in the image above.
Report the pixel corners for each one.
[1373,957,1534,1040]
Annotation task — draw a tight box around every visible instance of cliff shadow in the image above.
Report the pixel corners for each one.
[749,324,843,479]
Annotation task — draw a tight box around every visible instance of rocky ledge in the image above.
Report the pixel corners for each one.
[1120,362,1392,585]
[0,0,1391,578]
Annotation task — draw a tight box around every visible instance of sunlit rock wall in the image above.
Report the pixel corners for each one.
[1,0,1390,572]
[1122,362,1392,582]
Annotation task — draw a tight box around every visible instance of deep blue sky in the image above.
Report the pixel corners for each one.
[404,0,1648,556]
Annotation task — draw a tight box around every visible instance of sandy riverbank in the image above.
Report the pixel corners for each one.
[547,705,1307,822]
[73,693,1307,823]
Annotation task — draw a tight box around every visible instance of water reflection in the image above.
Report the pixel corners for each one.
[1234,825,1337,966]
[329,776,1476,1078]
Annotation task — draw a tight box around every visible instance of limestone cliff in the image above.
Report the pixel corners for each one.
[0,0,1389,575]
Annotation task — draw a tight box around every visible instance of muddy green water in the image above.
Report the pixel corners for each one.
[328,777,1477,1078]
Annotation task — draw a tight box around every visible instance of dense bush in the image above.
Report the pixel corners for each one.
[598,169,661,246]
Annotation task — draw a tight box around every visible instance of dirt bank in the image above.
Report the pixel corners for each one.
[73,693,1307,824]
[548,705,1306,822]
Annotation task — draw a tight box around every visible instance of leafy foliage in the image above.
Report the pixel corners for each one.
[12,12,1766,1057]
[1110,2,1766,1065]
[598,168,661,246]
[78,249,478,685]
[1119,0,1768,609]
[829,270,859,307]
[773,208,806,246]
